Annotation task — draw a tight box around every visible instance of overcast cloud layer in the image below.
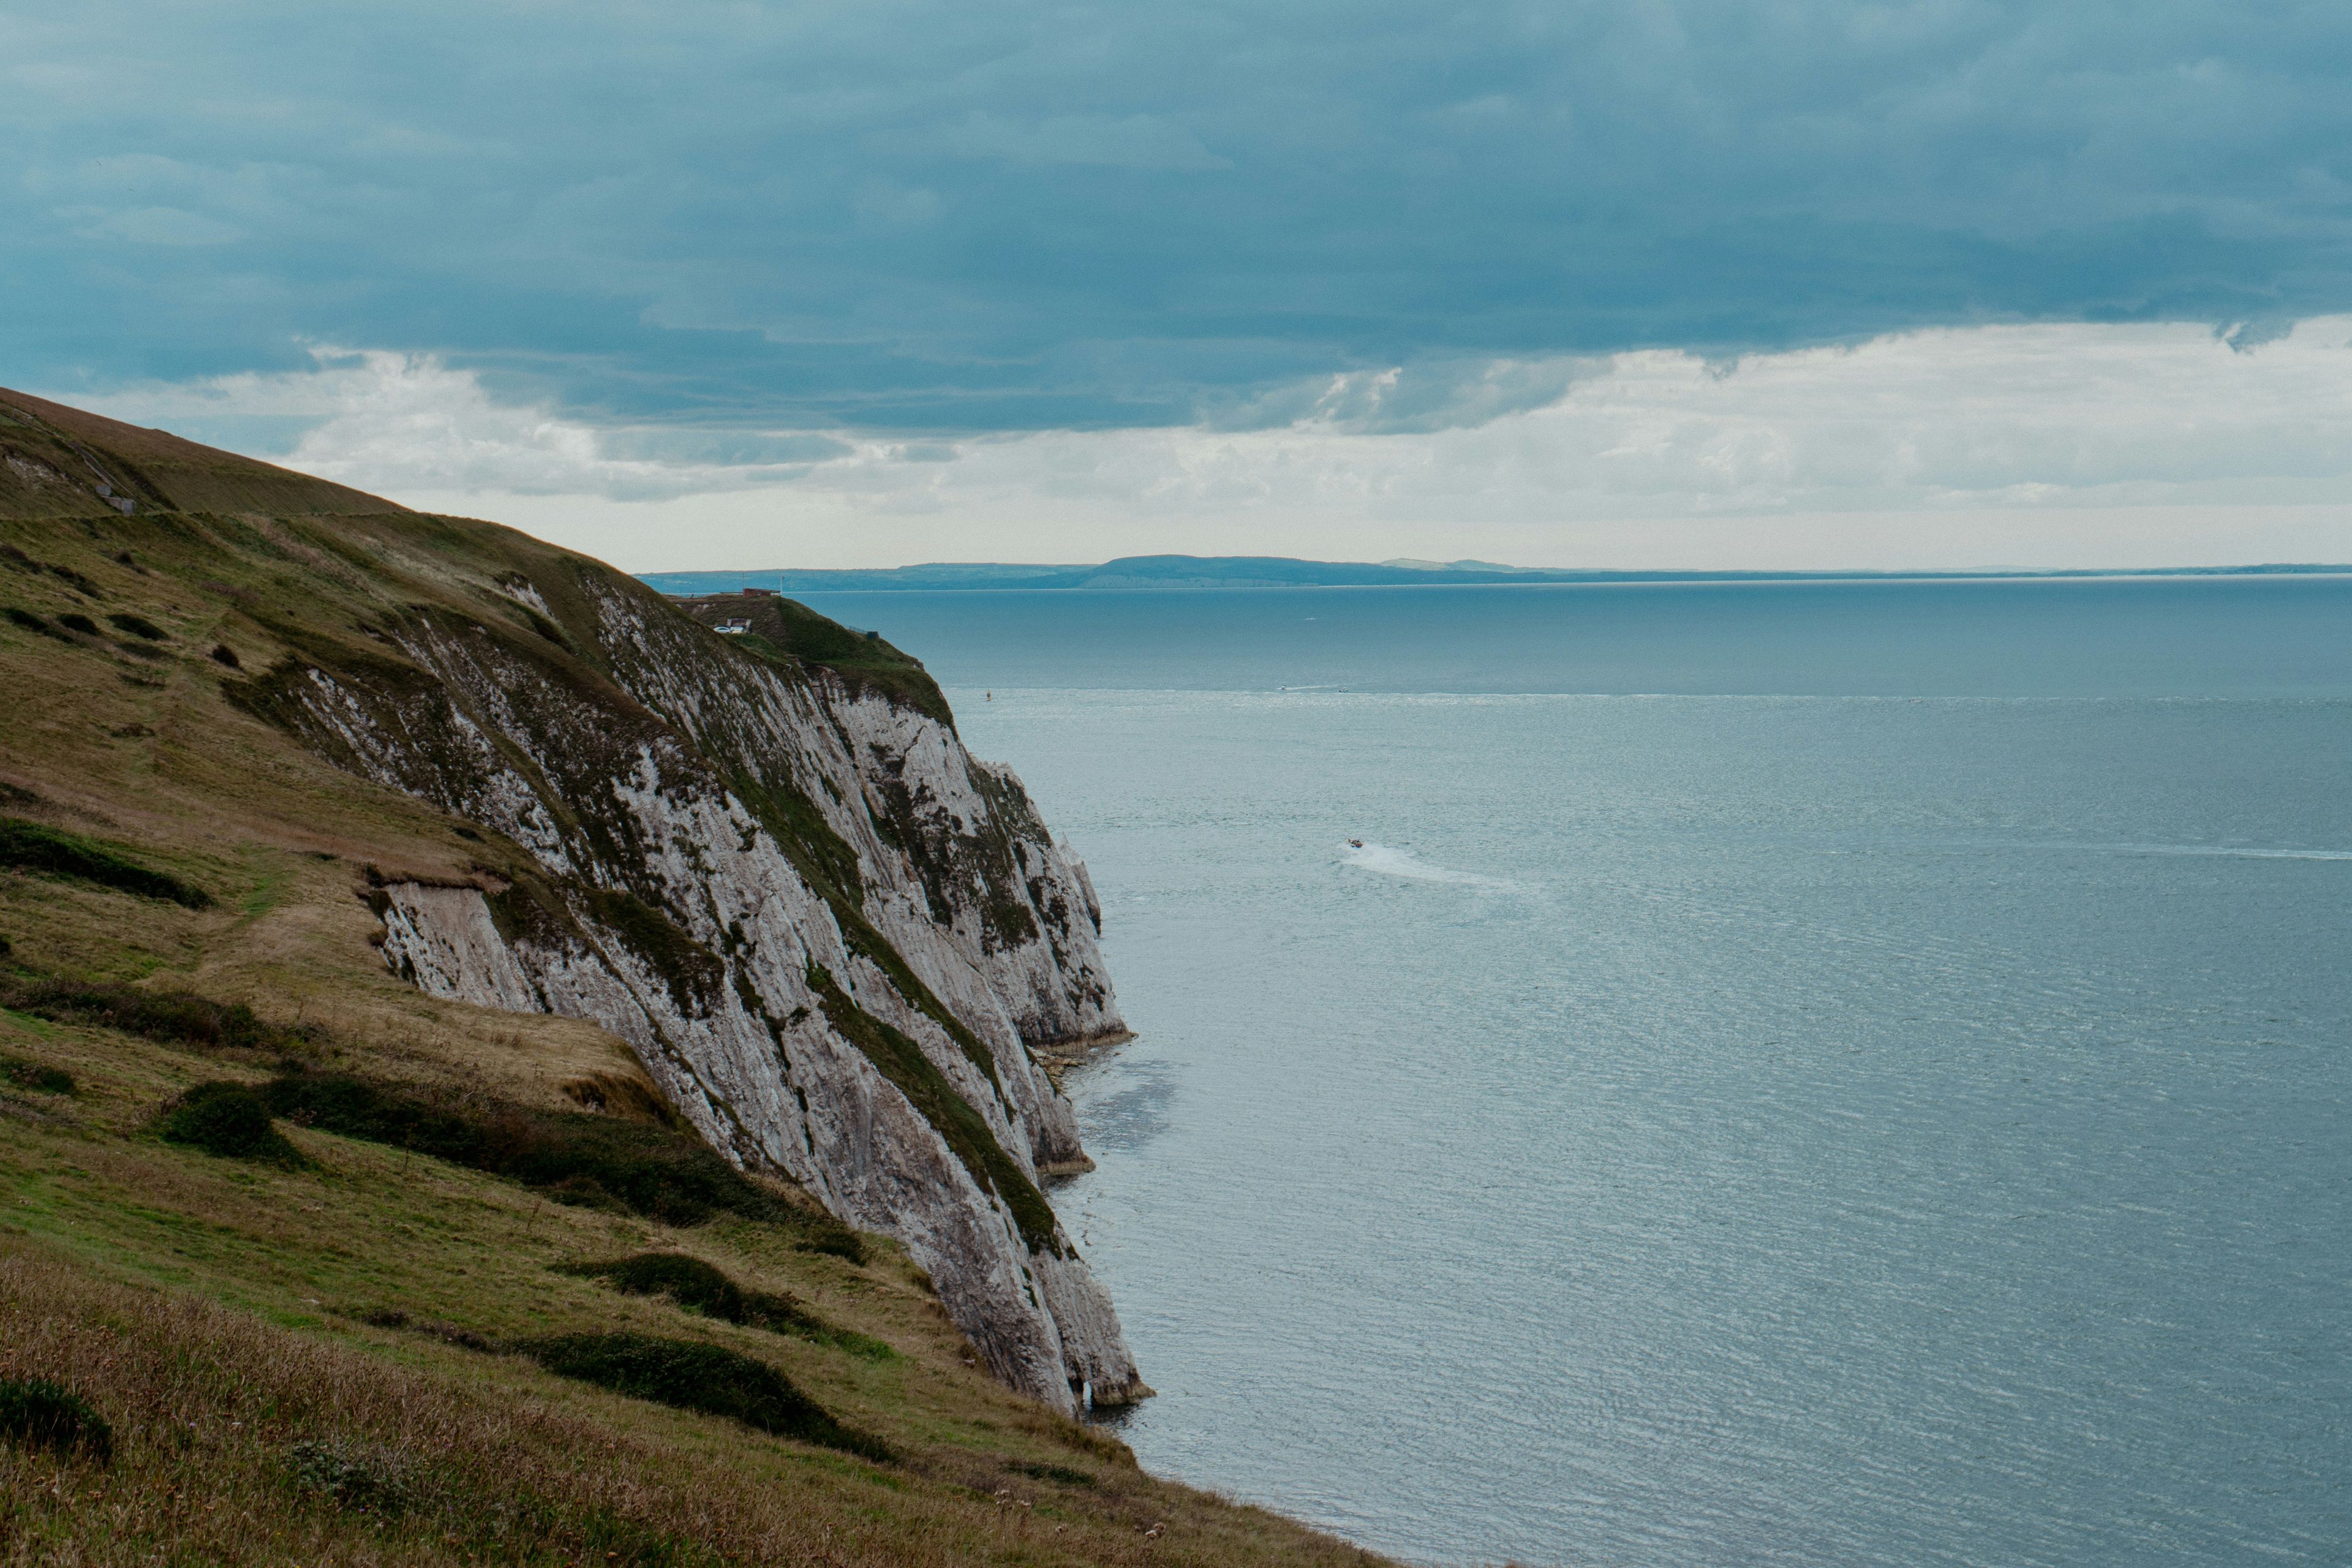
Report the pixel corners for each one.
[12,0,2352,433]
[11,2,2352,566]
[67,318,2351,571]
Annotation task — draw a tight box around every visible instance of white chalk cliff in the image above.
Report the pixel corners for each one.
[239,559,1142,1414]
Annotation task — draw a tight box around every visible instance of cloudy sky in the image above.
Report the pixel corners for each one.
[11,0,2352,569]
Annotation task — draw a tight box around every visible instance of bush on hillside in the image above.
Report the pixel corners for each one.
[1,978,300,1053]
[264,1071,767,1226]
[284,1437,413,1513]
[2,606,71,642]
[354,1308,500,1353]
[1008,1460,1098,1488]
[0,1378,113,1465]
[0,1052,74,1095]
[263,1071,864,1259]
[559,1254,894,1360]
[0,818,213,907]
[513,1333,892,1462]
[565,1253,752,1321]
[158,1082,309,1167]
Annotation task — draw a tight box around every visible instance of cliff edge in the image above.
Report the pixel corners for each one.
[0,388,1144,1413]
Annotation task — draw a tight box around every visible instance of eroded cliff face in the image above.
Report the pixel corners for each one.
[237,557,1141,1413]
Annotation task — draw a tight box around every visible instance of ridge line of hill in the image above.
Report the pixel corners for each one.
[641,556,2352,595]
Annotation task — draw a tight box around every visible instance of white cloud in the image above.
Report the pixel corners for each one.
[62,322,2352,571]
[73,349,852,501]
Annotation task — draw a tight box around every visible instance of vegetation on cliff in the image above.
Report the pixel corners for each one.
[0,389,1383,1566]
[676,590,953,724]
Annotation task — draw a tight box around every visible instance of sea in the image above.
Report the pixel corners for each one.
[800,576,2351,1567]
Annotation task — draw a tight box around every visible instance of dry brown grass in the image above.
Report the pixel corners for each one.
[0,1176,1382,1566]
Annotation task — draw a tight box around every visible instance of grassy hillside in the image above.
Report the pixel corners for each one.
[675,592,952,724]
[0,391,394,519]
[0,405,1385,1567]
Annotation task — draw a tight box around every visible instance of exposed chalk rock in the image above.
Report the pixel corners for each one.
[246,570,1144,1413]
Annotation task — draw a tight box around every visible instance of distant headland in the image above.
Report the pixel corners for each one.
[640,556,2351,596]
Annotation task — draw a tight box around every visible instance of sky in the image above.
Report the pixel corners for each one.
[10,0,2352,570]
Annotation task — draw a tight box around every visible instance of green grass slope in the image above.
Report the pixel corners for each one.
[0,409,1388,1567]
[0,389,396,519]
[676,590,954,724]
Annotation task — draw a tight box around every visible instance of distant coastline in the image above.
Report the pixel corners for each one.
[639,555,2352,596]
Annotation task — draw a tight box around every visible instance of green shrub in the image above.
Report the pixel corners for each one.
[263,1072,861,1257]
[514,1333,892,1462]
[1009,1460,1098,1488]
[354,1308,498,1352]
[0,817,213,907]
[0,1378,113,1465]
[559,1254,895,1361]
[1,978,292,1050]
[285,1437,412,1513]
[0,1052,73,1094]
[565,1253,750,1321]
[158,1081,309,1167]
[263,1071,483,1162]
[265,1071,759,1225]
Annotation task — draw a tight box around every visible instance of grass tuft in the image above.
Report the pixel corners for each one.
[1009,1460,1098,1488]
[157,1081,310,1167]
[560,1253,897,1360]
[514,1333,894,1463]
[105,611,167,640]
[355,1308,500,1352]
[284,1436,412,1513]
[2,976,298,1050]
[263,1070,859,1252]
[0,1052,74,1095]
[0,1376,113,1466]
[0,816,214,907]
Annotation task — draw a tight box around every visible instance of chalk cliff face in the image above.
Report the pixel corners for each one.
[236,553,1140,1413]
[0,389,1139,1409]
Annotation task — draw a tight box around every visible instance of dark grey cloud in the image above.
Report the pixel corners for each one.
[7,0,2351,434]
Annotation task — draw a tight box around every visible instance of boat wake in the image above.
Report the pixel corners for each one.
[2124,844,2352,862]
[1339,840,1519,888]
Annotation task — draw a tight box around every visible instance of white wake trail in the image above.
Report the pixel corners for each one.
[2124,844,2352,862]
[1338,840,1520,888]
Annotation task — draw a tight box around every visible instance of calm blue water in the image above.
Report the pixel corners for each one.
[810,579,2352,1567]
